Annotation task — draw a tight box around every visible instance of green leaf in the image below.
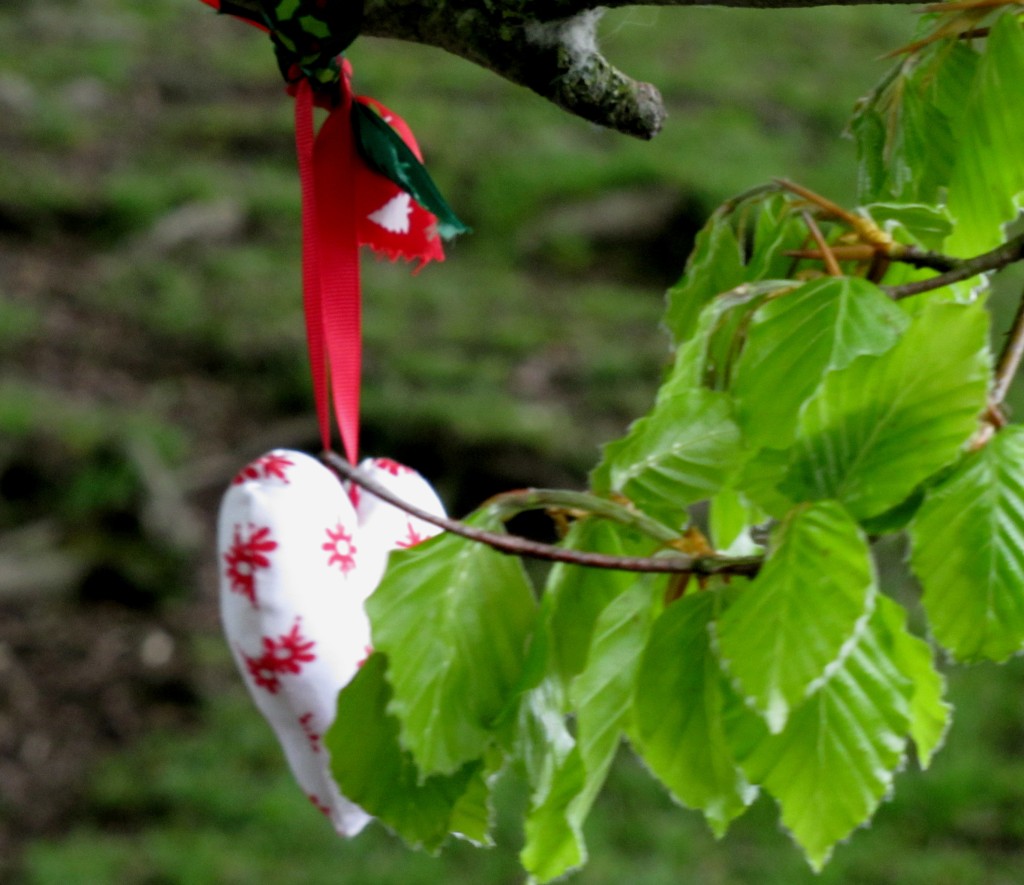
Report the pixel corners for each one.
[366,520,537,775]
[709,487,765,556]
[852,43,978,205]
[514,675,578,827]
[544,519,661,689]
[857,487,924,536]
[512,524,663,884]
[731,277,908,449]
[714,501,876,732]
[519,727,586,883]
[664,209,744,345]
[863,203,954,252]
[876,594,951,769]
[592,388,743,529]
[782,301,990,519]
[743,194,811,282]
[327,654,486,852]
[945,14,1024,256]
[522,579,659,882]
[447,750,497,846]
[888,67,959,204]
[910,425,1024,662]
[666,281,792,396]
[852,106,888,202]
[726,600,913,870]
[633,588,757,837]
[570,575,659,772]
[735,445,795,519]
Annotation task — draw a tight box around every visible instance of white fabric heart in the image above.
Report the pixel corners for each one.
[217,449,445,835]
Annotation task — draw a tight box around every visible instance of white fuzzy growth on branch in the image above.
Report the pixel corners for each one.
[524,8,603,64]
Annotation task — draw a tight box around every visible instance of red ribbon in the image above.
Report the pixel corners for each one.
[202,1,448,463]
[295,77,362,464]
[296,79,356,462]
[295,70,447,465]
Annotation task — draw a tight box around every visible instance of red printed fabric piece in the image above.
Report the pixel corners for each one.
[309,794,332,817]
[353,97,445,267]
[322,523,358,573]
[245,649,284,694]
[263,618,318,674]
[396,521,428,549]
[217,449,447,838]
[373,457,414,476]
[244,618,317,694]
[299,712,323,752]
[223,524,278,606]
[233,451,296,485]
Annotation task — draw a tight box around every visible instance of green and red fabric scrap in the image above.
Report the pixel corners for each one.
[200,0,469,464]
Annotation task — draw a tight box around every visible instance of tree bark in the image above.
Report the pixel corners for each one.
[360,0,919,138]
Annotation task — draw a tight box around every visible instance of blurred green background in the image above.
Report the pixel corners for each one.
[3,0,1024,882]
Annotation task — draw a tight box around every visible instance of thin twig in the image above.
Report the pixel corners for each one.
[991,281,1024,408]
[801,210,842,276]
[776,179,891,248]
[783,244,960,273]
[481,487,682,544]
[321,451,763,576]
[887,244,961,273]
[883,231,1024,299]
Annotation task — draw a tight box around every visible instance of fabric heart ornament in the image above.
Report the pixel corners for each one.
[217,449,445,834]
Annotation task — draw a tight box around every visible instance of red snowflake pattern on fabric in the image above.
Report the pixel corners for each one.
[308,793,332,817]
[299,712,322,753]
[348,483,361,509]
[396,521,428,549]
[242,619,317,694]
[323,523,358,573]
[223,524,277,605]
[261,619,317,674]
[232,452,296,485]
[244,652,282,694]
[373,457,413,476]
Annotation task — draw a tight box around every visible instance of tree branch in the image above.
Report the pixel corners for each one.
[361,0,919,139]
[321,450,763,576]
[882,231,1024,299]
[362,5,664,138]
[991,280,1024,410]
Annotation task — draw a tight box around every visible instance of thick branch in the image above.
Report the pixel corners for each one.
[361,0,919,138]
[362,5,664,138]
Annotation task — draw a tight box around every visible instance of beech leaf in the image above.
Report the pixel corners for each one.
[782,301,990,520]
[366,519,537,776]
[726,601,913,870]
[714,500,876,732]
[633,589,757,837]
[911,426,1024,663]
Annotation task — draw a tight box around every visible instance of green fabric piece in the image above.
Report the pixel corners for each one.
[353,101,471,240]
[210,0,362,90]
[262,0,363,88]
